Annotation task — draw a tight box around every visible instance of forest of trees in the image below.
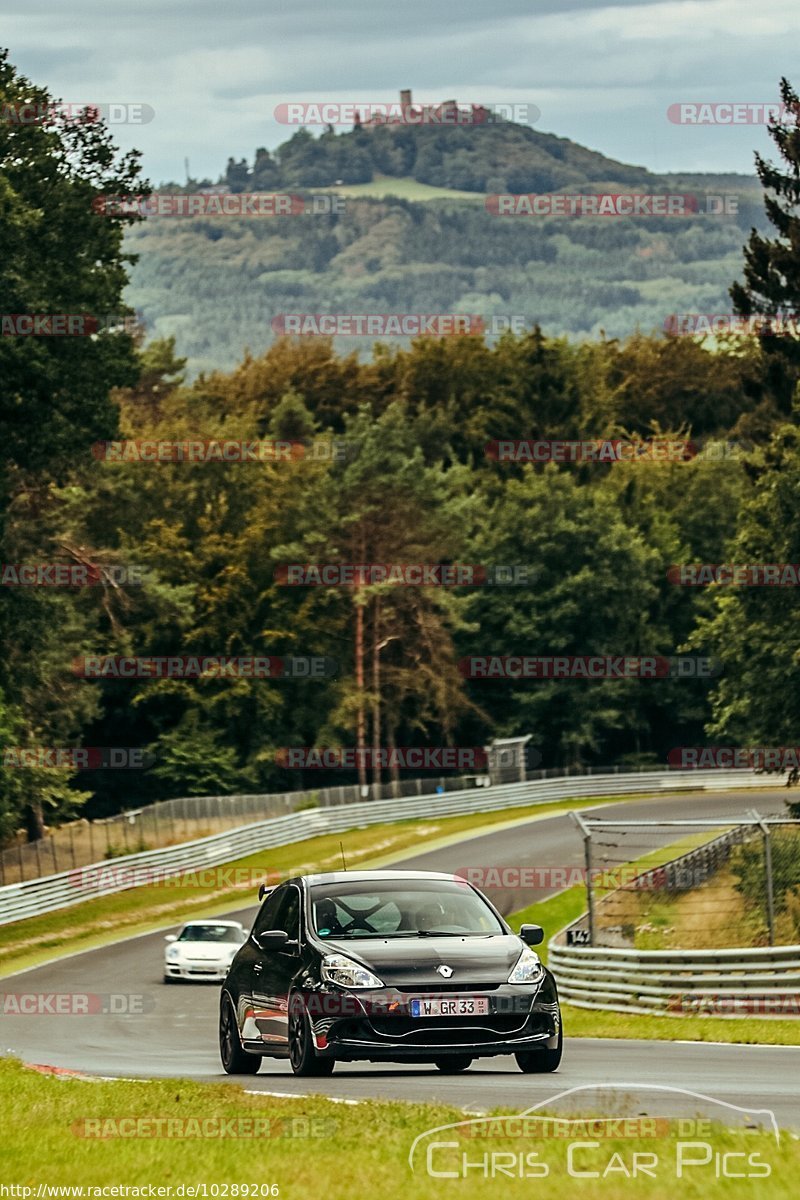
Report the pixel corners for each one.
[3,52,800,841]
[125,184,767,376]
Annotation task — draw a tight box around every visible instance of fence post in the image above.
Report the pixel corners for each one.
[763,825,776,948]
[749,810,775,946]
[570,812,595,946]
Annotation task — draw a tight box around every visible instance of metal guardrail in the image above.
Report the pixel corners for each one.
[0,767,786,927]
[549,941,800,1016]
[626,825,751,893]
[0,762,664,886]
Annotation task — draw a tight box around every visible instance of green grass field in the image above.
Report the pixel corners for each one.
[1,1058,796,1198]
[311,174,485,201]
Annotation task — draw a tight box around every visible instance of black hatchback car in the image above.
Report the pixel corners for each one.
[219,869,562,1076]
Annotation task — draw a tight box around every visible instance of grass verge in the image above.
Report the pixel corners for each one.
[312,174,485,201]
[1,1057,796,1197]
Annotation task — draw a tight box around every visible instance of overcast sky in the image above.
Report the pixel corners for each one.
[5,0,797,184]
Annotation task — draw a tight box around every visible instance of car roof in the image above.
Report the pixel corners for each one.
[179,918,243,927]
[298,870,468,886]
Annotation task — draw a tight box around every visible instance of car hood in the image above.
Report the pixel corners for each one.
[172,942,237,959]
[319,934,527,987]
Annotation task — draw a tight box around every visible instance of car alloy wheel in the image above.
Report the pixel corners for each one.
[219,994,261,1075]
[288,998,335,1077]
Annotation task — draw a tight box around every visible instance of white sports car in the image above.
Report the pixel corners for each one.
[164,919,247,982]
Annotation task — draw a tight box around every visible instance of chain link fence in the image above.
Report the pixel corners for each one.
[0,760,711,886]
[568,812,800,950]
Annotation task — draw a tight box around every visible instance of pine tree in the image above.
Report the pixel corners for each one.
[730,77,800,410]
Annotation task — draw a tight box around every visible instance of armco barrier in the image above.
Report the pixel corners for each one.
[548,941,800,1016]
[0,768,787,926]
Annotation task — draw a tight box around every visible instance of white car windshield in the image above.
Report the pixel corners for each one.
[177,924,246,943]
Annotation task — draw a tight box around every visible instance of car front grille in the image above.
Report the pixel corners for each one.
[330,1013,553,1045]
[394,982,501,992]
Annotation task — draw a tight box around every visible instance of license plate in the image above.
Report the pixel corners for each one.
[410,997,489,1018]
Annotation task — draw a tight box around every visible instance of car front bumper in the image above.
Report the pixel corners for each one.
[303,980,561,1061]
[165,963,230,981]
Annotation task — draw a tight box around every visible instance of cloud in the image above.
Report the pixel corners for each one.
[3,0,794,180]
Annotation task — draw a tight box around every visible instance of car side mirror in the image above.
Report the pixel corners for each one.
[519,924,544,946]
[252,930,289,951]
[164,934,178,943]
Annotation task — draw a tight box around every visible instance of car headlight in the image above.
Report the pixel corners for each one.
[508,946,545,985]
[321,954,383,989]
[166,947,181,962]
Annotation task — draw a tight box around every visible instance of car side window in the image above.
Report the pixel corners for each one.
[272,886,301,942]
[252,887,286,939]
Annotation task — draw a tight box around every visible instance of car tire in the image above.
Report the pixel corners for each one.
[288,998,335,1077]
[515,1027,563,1073]
[434,1057,473,1073]
[219,993,262,1075]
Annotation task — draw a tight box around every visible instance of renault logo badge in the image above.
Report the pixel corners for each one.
[436,964,453,978]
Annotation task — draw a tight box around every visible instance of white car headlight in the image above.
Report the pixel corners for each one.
[508,946,545,985]
[166,947,181,962]
[321,954,383,989]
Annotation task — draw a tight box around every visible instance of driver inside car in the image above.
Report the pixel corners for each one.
[314,896,345,937]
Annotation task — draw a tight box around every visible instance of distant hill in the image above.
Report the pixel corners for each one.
[128,119,766,376]
[189,117,657,195]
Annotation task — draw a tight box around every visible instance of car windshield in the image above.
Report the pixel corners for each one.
[177,924,245,943]
[309,879,504,938]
